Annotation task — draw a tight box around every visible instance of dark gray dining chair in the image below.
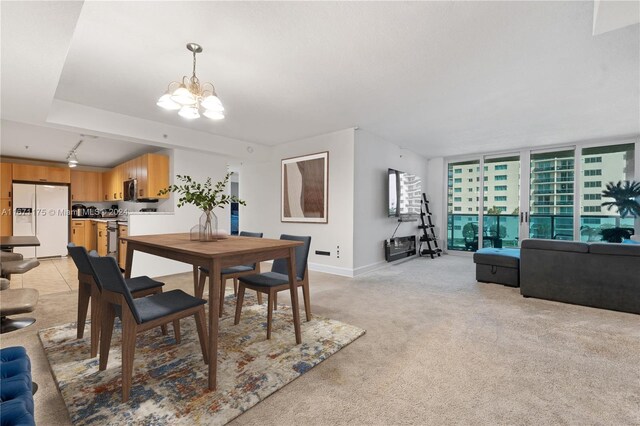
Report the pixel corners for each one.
[235,234,312,340]
[67,243,167,358]
[88,254,208,402]
[197,231,264,316]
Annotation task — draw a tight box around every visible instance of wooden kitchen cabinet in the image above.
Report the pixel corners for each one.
[71,170,103,202]
[137,154,169,199]
[13,164,70,183]
[96,222,108,256]
[0,162,12,199]
[118,224,128,269]
[0,163,12,237]
[102,169,122,201]
[86,220,97,251]
[104,165,124,201]
[100,153,169,201]
[123,160,137,181]
[115,164,124,200]
[1,199,12,237]
[71,220,85,246]
[102,170,113,201]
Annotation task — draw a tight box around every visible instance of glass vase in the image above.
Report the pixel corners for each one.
[199,209,218,242]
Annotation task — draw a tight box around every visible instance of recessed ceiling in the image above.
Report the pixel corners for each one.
[3,1,640,158]
[0,120,160,168]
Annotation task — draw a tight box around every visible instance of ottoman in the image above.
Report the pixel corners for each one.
[473,248,520,287]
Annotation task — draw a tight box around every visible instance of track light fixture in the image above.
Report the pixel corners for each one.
[67,140,83,168]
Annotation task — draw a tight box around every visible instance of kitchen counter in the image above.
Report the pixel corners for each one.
[71,218,119,222]
[127,212,174,215]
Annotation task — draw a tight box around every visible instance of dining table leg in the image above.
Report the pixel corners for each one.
[124,242,134,279]
[207,259,221,390]
[192,265,200,296]
[287,247,302,344]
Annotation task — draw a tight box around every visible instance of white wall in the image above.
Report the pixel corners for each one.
[128,147,231,277]
[353,130,429,273]
[240,129,355,276]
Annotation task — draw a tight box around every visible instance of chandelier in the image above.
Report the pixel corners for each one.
[157,43,224,120]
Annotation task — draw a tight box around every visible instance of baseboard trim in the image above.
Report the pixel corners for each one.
[306,262,355,278]
[262,257,422,279]
[352,261,388,276]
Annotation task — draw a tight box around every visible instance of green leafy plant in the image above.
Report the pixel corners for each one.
[158,172,246,211]
[601,180,640,218]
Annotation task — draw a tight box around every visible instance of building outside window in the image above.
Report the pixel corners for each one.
[447,160,480,251]
[446,141,636,251]
[580,143,635,242]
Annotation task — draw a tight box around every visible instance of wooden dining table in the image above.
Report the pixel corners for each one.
[0,236,41,251]
[120,233,304,390]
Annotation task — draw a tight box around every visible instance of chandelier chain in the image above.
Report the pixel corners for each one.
[192,50,197,79]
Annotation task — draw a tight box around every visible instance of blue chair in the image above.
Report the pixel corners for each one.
[67,243,168,358]
[88,254,208,402]
[197,231,264,316]
[0,346,35,426]
[235,235,312,340]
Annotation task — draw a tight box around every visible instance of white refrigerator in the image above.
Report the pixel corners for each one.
[12,183,69,258]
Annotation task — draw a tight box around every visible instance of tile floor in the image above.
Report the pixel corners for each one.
[9,257,78,295]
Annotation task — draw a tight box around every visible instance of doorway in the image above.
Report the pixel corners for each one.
[230,173,239,235]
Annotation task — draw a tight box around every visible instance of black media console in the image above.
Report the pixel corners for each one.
[384,236,417,262]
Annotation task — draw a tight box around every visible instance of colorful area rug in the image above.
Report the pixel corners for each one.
[39,292,365,425]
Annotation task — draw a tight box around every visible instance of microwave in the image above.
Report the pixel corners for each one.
[123,179,137,201]
[124,179,158,202]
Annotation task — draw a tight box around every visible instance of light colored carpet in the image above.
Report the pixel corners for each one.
[38,292,364,425]
[3,255,640,425]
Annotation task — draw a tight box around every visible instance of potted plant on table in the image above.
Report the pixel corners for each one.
[158,172,246,241]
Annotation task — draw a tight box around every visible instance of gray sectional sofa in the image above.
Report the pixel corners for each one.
[520,239,640,315]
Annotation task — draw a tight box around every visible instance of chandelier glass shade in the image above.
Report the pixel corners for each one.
[157,43,225,120]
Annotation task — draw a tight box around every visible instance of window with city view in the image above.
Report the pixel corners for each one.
[446,142,637,252]
[529,150,574,240]
[579,143,635,242]
[447,160,479,250]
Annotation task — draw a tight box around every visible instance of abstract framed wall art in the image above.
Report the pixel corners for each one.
[281,151,329,223]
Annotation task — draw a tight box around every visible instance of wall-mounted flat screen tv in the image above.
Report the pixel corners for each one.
[388,168,422,217]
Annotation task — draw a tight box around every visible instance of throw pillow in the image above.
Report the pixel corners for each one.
[622,239,640,245]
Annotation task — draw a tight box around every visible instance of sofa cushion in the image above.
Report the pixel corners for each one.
[0,398,35,426]
[0,346,35,426]
[473,248,520,268]
[521,239,589,253]
[589,243,640,257]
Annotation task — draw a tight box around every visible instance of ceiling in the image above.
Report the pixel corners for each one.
[1,1,639,160]
[0,120,159,168]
